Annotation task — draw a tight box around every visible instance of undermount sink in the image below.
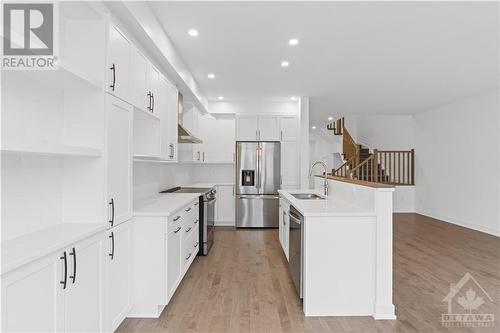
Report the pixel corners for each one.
[291,193,325,200]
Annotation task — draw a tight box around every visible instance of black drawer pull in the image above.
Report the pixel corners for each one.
[185,227,192,233]
[174,226,181,233]
[173,216,181,222]
[194,219,198,224]
[69,247,76,284]
[109,64,116,91]
[194,242,199,248]
[185,253,192,261]
[109,232,115,260]
[60,251,67,289]
[185,207,192,212]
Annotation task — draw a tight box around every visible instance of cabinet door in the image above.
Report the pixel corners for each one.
[107,26,130,101]
[107,96,133,226]
[64,234,103,333]
[280,116,299,141]
[167,228,182,300]
[165,81,178,161]
[216,116,236,163]
[278,200,284,249]
[215,185,235,225]
[147,63,161,115]
[1,254,64,332]
[258,116,280,141]
[198,114,216,163]
[236,115,259,141]
[105,221,132,332]
[130,48,148,111]
[281,141,299,188]
[284,209,290,261]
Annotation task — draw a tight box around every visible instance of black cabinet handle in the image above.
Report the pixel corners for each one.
[185,253,192,261]
[174,226,181,233]
[194,219,198,224]
[185,227,192,233]
[147,91,151,111]
[194,242,199,248]
[185,207,192,212]
[60,251,67,289]
[173,215,181,222]
[109,199,114,226]
[109,232,115,260]
[151,93,155,112]
[69,247,76,284]
[110,64,116,91]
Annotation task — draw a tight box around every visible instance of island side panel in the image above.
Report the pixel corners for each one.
[303,215,376,316]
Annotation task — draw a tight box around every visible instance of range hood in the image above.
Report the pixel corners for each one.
[178,93,203,144]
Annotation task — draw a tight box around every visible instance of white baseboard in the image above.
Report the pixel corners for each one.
[215,221,235,227]
[416,209,500,237]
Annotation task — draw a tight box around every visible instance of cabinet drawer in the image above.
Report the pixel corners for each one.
[182,230,198,268]
[167,213,183,233]
[182,221,198,241]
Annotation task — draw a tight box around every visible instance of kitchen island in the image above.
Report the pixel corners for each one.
[278,176,396,319]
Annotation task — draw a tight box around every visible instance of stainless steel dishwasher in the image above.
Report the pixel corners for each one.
[288,205,303,298]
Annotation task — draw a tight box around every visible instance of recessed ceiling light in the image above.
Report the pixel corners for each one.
[289,38,299,46]
[312,126,317,130]
[290,96,298,101]
[188,29,199,37]
[281,60,289,68]
[328,117,333,121]
[208,73,215,79]
[217,96,224,100]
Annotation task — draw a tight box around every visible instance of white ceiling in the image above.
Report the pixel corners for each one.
[150,1,499,125]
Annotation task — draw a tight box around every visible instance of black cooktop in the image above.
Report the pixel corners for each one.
[159,186,212,194]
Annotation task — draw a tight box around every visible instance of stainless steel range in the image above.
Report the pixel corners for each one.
[160,186,216,255]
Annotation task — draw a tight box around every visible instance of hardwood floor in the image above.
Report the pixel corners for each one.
[117,214,500,333]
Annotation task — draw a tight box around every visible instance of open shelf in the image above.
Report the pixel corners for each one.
[1,143,102,158]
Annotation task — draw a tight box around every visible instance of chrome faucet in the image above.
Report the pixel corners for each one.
[308,161,329,197]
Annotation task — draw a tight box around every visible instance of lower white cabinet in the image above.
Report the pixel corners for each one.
[105,220,132,332]
[131,199,199,318]
[1,232,104,333]
[215,185,235,226]
[279,197,290,260]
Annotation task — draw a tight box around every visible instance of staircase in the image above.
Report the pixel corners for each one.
[329,118,415,185]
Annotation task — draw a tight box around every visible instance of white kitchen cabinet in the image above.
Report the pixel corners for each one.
[107,26,131,101]
[280,116,299,141]
[215,185,235,226]
[198,114,217,163]
[1,232,104,333]
[215,116,236,163]
[165,78,179,161]
[64,235,104,333]
[258,116,280,140]
[106,96,133,227]
[236,115,280,141]
[1,253,64,332]
[281,141,299,188]
[129,48,148,111]
[236,115,259,141]
[147,63,161,115]
[167,223,182,299]
[105,220,132,332]
[278,197,290,260]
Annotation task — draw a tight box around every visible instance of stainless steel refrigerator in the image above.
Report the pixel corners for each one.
[235,141,281,228]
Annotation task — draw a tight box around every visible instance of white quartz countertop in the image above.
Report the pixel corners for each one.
[278,189,375,217]
[1,223,107,275]
[133,193,201,217]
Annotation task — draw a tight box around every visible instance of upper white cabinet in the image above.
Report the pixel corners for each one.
[146,64,161,114]
[163,79,179,161]
[281,141,299,188]
[105,220,132,333]
[107,26,131,101]
[106,96,133,227]
[280,116,299,141]
[236,115,280,141]
[259,116,280,140]
[130,49,148,111]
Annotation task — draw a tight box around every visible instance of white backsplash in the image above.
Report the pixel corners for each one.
[133,163,234,207]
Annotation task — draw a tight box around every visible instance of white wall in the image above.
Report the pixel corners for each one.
[345,115,415,150]
[414,90,500,236]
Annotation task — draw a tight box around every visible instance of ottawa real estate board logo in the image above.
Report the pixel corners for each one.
[441,272,495,328]
[2,2,58,69]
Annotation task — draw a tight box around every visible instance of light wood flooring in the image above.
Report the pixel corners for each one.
[117,213,500,333]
